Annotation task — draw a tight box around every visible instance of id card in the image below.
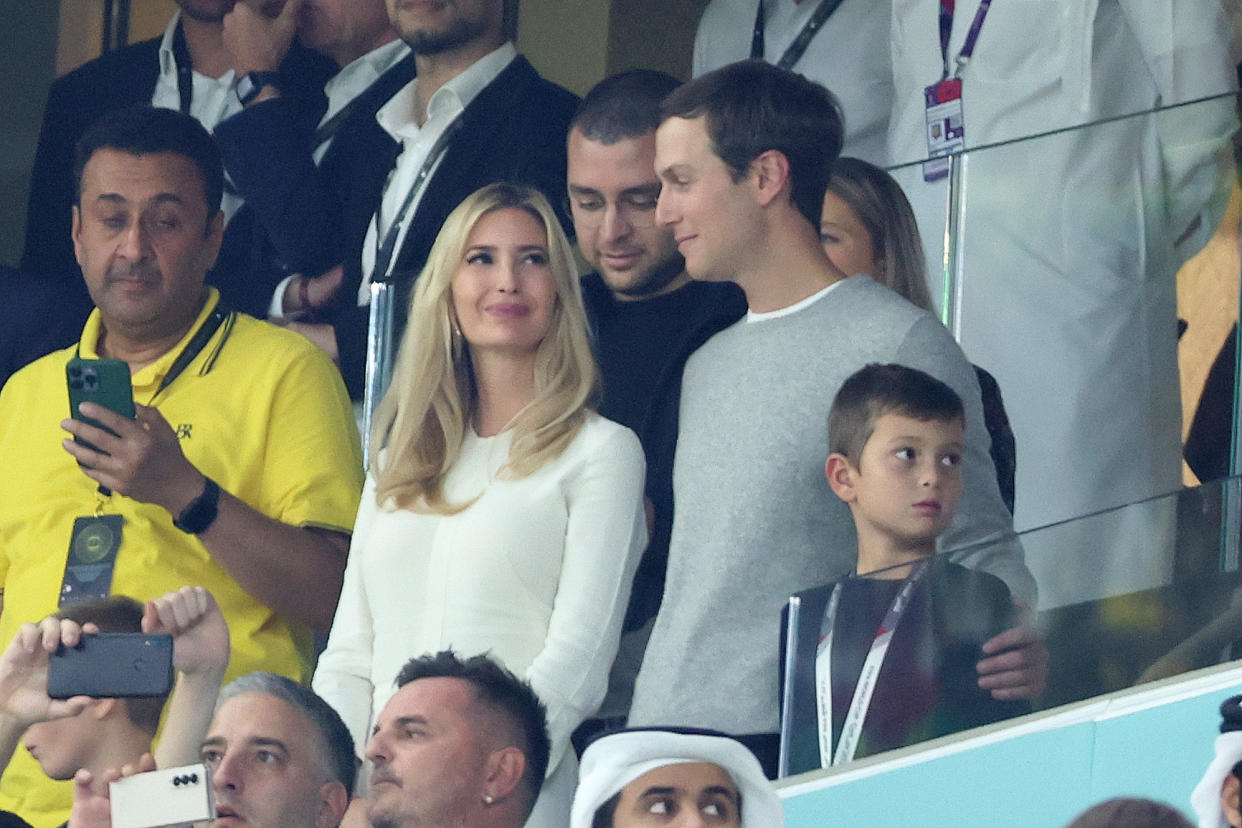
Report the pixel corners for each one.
[60,515,122,606]
[923,78,965,182]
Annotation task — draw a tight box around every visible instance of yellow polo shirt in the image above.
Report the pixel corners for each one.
[0,290,363,825]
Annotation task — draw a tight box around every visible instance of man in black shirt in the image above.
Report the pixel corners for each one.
[565,71,747,736]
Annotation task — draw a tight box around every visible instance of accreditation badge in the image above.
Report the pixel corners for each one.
[923,78,965,182]
[59,515,122,606]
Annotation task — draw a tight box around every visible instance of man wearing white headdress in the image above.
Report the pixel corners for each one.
[1191,694,1242,828]
[571,728,784,828]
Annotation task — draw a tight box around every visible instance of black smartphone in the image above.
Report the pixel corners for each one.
[66,357,136,455]
[47,633,174,699]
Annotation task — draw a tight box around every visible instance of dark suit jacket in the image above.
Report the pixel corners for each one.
[212,52,417,317]
[21,28,334,291]
[328,55,580,398]
[0,268,92,392]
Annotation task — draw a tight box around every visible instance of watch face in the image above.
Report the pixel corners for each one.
[236,72,280,105]
[236,76,258,105]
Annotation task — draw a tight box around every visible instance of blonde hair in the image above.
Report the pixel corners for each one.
[826,157,934,312]
[371,182,598,512]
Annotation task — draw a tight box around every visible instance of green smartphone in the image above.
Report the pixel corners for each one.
[66,357,135,456]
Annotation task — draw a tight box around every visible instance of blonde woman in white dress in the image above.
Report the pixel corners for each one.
[313,182,647,826]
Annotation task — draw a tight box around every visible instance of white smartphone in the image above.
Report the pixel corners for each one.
[110,763,214,828]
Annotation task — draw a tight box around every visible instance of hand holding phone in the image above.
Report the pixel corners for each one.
[47,633,173,700]
[66,358,136,455]
[109,763,214,828]
[0,617,96,726]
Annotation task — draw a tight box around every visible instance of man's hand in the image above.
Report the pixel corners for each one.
[223,0,304,77]
[148,588,229,769]
[271,320,340,363]
[0,617,96,729]
[976,603,1049,701]
[281,265,346,317]
[142,587,229,680]
[62,403,207,517]
[68,754,157,828]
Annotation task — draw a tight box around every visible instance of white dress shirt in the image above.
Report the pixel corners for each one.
[357,42,518,304]
[151,12,245,221]
[315,38,411,164]
[267,38,413,317]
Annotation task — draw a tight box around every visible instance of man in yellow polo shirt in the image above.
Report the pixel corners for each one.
[0,104,363,826]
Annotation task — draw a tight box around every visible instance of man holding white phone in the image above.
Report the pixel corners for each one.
[66,671,354,828]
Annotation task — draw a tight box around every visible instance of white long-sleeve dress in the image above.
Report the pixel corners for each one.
[313,413,647,825]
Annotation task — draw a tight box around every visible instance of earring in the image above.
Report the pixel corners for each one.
[450,319,464,363]
[483,794,495,806]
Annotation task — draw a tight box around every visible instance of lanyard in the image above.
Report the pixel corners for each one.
[938,0,994,80]
[372,115,465,284]
[154,304,232,397]
[171,22,194,115]
[750,0,847,71]
[815,559,930,766]
[170,25,238,198]
[77,303,233,402]
[310,99,358,159]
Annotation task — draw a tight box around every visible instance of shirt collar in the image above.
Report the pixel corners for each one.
[80,288,222,392]
[376,41,517,141]
[157,10,183,80]
[323,39,411,114]
[744,277,844,323]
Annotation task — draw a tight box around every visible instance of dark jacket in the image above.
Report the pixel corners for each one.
[327,54,580,398]
[21,28,334,291]
[212,52,417,317]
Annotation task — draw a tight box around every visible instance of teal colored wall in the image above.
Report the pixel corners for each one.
[778,665,1242,827]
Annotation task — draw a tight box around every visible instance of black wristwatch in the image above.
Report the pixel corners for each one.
[235,71,282,106]
[174,477,221,535]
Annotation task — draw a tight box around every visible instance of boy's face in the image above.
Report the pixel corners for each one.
[835,412,965,551]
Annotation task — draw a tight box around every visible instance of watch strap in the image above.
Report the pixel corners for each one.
[173,477,221,535]
[236,71,283,106]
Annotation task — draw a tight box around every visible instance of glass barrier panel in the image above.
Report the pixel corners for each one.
[886,95,1241,565]
[1023,477,1242,706]
[779,476,1242,779]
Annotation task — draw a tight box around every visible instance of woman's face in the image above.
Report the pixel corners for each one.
[819,190,882,279]
[451,207,557,358]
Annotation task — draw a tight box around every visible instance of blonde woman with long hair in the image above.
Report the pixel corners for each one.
[313,183,647,825]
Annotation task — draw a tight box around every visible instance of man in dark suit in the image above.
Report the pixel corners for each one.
[0,269,86,390]
[278,0,579,400]
[17,0,333,363]
[212,0,415,318]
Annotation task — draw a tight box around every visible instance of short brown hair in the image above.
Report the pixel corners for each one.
[828,363,964,463]
[661,60,843,227]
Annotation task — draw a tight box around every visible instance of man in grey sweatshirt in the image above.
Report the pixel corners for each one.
[626,60,1044,776]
